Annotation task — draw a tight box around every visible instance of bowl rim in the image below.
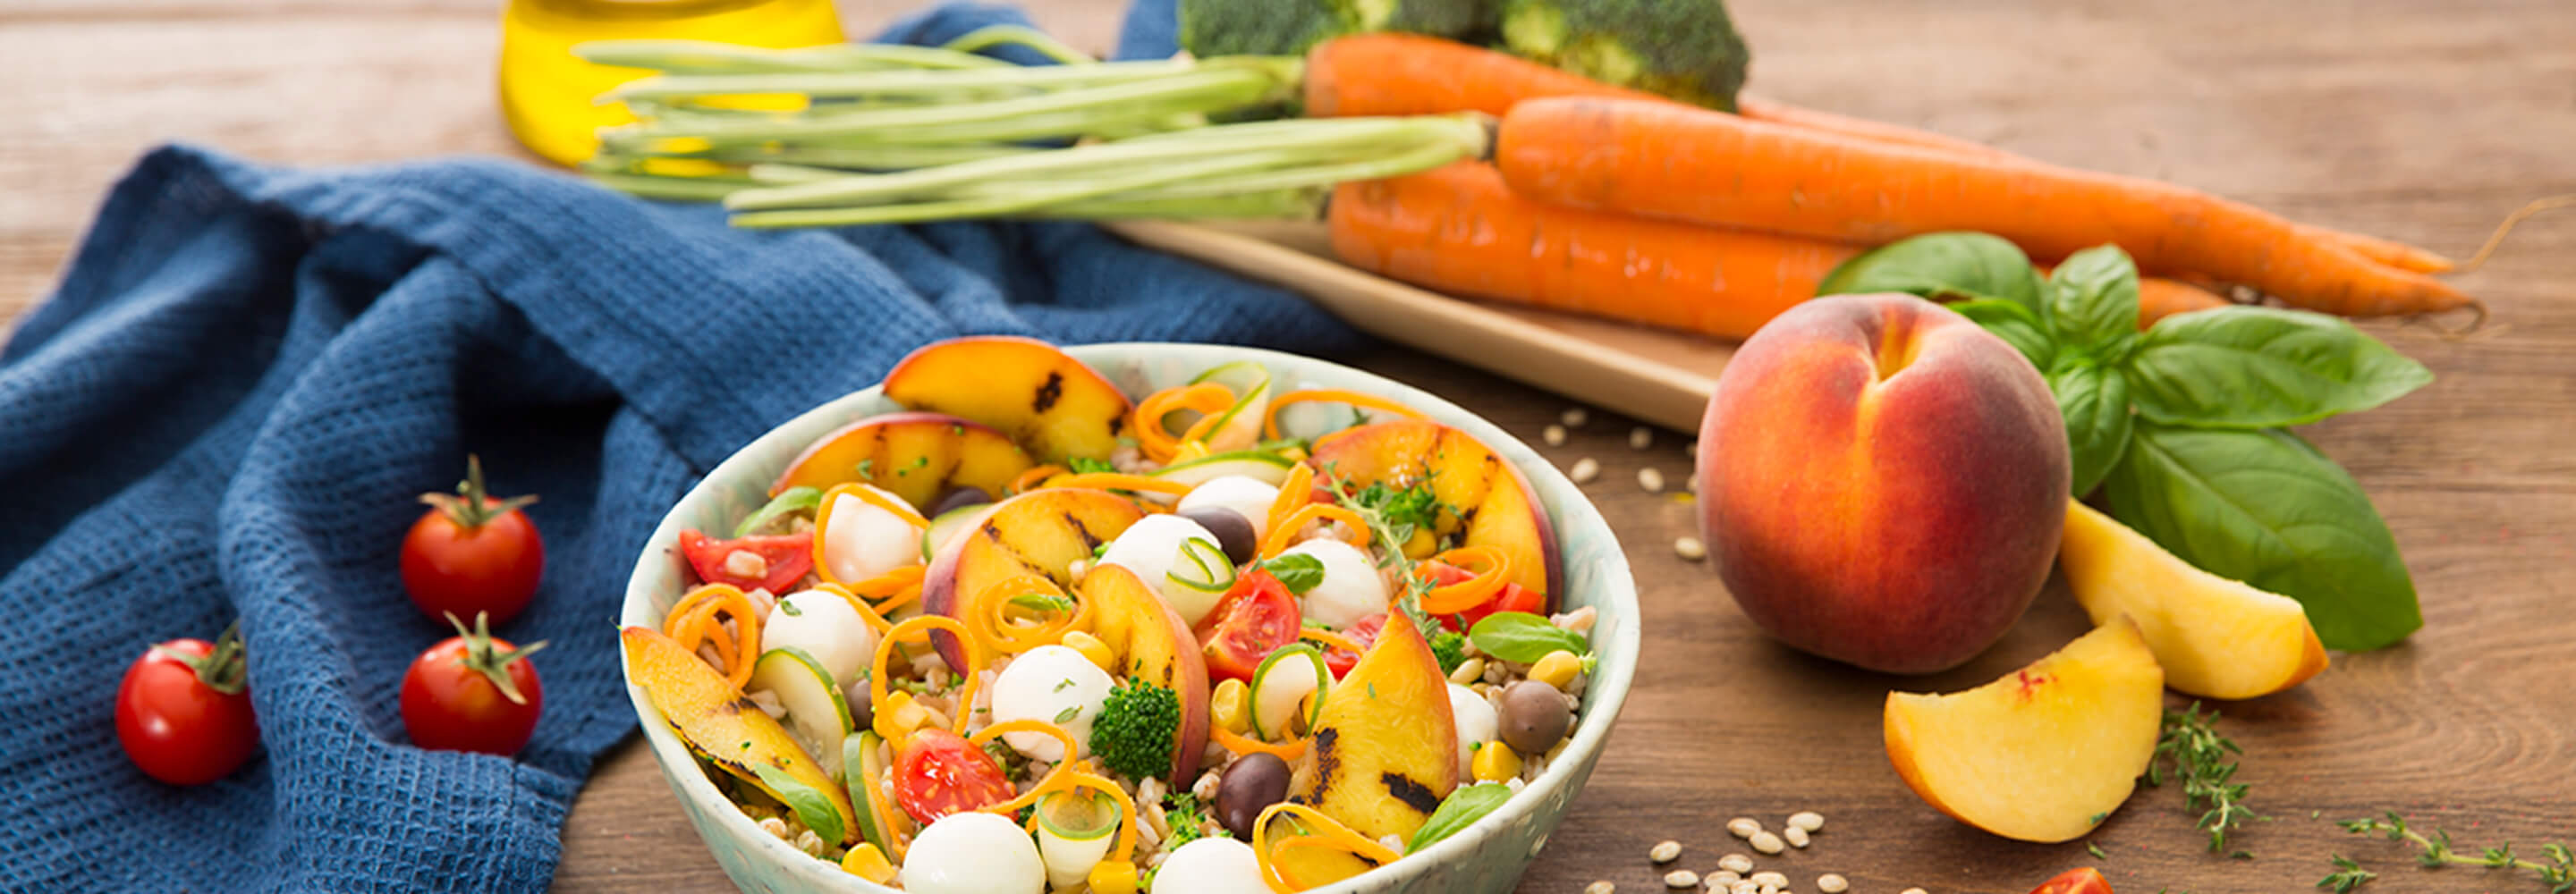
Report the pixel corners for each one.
[620,342,1641,893]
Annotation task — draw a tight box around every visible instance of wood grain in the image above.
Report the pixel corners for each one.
[6,2,2574,893]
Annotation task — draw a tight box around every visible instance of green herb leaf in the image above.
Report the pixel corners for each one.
[733,486,821,538]
[2103,425,2421,651]
[1258,553,1326,594]
[1407,783,1513,853]
[2124,307,2435,429]
[1947,299,2057,371]
[1467,612,1589,664]
[750,762,846,845]
[1008,592,1074,613]
[2048,357,2131,496]
[2046,244,2144,354]
[1055,704,1081,723]
[1816,232,2046,315]
[1070,456,1117,475]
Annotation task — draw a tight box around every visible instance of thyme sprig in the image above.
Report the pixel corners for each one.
[2319,812,2575,892]
[2142,702,2262,856]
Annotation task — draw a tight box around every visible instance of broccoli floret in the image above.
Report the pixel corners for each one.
[1497,0,1750,111]
[1179,0,1494,58]
[1090,678,1181,780]
[1162,792,1214,848]
[1428,629,1469,674]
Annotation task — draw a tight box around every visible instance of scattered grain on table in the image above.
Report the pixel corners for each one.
[1570,458,1599,484]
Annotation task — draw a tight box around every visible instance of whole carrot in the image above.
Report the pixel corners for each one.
[1494,97,2475,317]
[2137,277,2231,326]
[1328,162,1854,339]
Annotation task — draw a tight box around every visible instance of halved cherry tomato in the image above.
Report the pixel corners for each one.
[1322,613,1385,679]
[893,728,1014,823]
[1414,561,1543,633]
[678,528,814,595]
[1194,570,1301,685]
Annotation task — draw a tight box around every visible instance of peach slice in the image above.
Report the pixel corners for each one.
[1306,420,1560,603]
[623,626,860,845]
[770,411,1035,510]
[882,336,1131,465]
[1289,611,1459,841]
[1077,563,1213,783]
[1883,618,2163,843]
[919,487,1145,669]
[2060,501,2328,700]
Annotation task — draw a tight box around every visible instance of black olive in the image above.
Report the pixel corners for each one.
[847,687,875,733]
[1179,507,1258,567]
[1215,751,1291,839]
[1497,680,1572,755]
[926,485,991,519]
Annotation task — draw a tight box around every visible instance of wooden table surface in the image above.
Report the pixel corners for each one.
[9,2,2573,892]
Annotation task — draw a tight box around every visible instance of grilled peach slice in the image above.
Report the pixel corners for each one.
[1288,611,1458,841]
[919,487,1145,669]
[1077,563,1213,783]
[882,336,1131,465]
[1884,619,2164,843]
[2060,501,2327,700]
[770,411,1034,510]
[623,626,859,846]
[1307,420,1561,602]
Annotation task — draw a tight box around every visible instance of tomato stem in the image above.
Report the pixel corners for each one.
[419,454,539,530]
[445,611,547,706]
[161,620,250,696]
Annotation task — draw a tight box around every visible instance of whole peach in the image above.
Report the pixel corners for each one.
[1696,293,2068,673]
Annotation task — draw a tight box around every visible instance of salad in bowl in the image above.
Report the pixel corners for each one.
[620,337,1633,894]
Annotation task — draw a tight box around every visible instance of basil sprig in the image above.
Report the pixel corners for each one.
[1407,782,1512,853]
[1256,552,1325,594]
[1820,234,2430,651]
[1467,612,1589,663]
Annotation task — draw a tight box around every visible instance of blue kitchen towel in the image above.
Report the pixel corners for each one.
[0,6,1362,891]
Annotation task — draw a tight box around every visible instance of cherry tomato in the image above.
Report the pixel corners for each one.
[677,528,815,595]
[1321,613,1386,679]
[2025,867,2113,894]
[1414,561,1545,633]
[400,612,546,756]
[115,625,258,785]
[401,455,545,625]
[1195,570,1303,685]
[893,728,1014,823]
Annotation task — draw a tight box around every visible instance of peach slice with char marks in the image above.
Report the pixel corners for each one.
[623,626,859,845]
[1884,618,2164,843]
[770,411,1035,509]
[1306,419,1561,603]
[882,336,1131,465]
[919,487,1145,670]
[1076,563,1213,783]
[2060,501,2327,700]
[1288,611,1459,841]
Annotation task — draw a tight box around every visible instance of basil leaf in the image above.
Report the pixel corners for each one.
[1257,552,1326,594]
[2047,358,2131,496]
[2124,307,2434,428]
[2102,424,2421,651]
[1407,783,1513,853]
[1467,612,1588,663]
[733,486,820,538]
[1816,232,2046,315]
[750,761,847,845]
[2046,245,2143,354]
[1069,456,1117,475]
[1947,299,2056,371]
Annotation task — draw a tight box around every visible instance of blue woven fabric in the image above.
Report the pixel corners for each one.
[0,6,1361,891]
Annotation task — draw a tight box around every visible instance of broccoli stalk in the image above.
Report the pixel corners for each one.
[1180,0,1494,58]
[1090,678,1182,780]
[1498,0,1750,111]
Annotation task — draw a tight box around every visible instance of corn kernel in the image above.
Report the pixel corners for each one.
[1402,527,1438,560]
[839,843,895,883]
[1172,441,1211,462]
[1211,678,1251,734]
[1088,860,1140,894]
[1061,630,1117,674]
[1471,739,1523,781]
[1529,650,1584,691]
[873,690,929,741]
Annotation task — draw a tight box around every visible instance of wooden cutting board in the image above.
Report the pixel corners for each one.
[1106,220,1734,432]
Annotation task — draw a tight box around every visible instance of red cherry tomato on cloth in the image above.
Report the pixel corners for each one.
[1414,561,1543,633]
[401,612,546,756]
[115,623,258,785]
[401,455,544,625]
[678,529,815,595]
[1322,613,1386,679]
[893,729,1014,823]
[1195,570,1304,685]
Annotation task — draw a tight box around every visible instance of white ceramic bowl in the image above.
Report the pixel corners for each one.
[621,342,1640,894]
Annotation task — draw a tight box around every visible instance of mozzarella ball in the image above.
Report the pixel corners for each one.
[1281,538,1389,628]
[1447,682,1498,778]
[1097,513,1228,626]
[901,811,1044,894]
[989,645,1114,762]
[1176,475,1282,540]
[819,485,922,583]
[1148,838,1269,894]
[762,589,877,687]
